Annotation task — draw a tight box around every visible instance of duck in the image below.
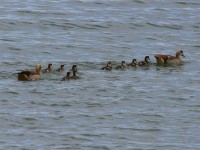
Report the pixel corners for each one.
[154,50,185,65]
[115,61,127,70]
[127,59,137,67]
[56,64,65,72]
[61,72,71,81]
[70,70,79,80]
[17,64,41,81]
[138,56,150,66]
[70,65,77,72]
[42,63,53,73]
[101,61,112,71]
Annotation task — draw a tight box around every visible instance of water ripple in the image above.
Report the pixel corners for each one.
[0,0,200,149]
[147,22,183,29]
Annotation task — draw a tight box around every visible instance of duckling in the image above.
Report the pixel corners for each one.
[56,64,65,72]
[115,61,127,70]
[18,64,41,81]
[61,72,71,81]
[101,61,112,71]
[42,63,53,73]
[69,65,77,72]
[127,59,137,67]
[70,70,79,80]
[138,56,150,66]
[154,50,185,65]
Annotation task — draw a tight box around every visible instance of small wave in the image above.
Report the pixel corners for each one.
[114,126,162,132]
[8,22,16,25]
[188,105,200,108]
[86,102,103,108]
[147,22,183,29]
[76,23,109,30]
[83,145,110,150]
[40,20,110,30]
[81,133,105,137]
[145,37,158,41]
[30,101,49,106]
[170,97,187,101]
[22,117,37,121]
[188,109,200,113]
[193,45,200,48]
[44,22,74,29]
[8,47,22,51]
[192,25,199,29]
[0,38,16,42]
[64,135,93,142]
[5,90,19,94]
[41,21,109,30]
[139,113,164,118]
[50,103,71,107]
[175,2,200,6]
[131,23,145,28]
[17,10,47,15]
[134,0,145,4]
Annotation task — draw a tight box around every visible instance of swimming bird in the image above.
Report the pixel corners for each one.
[69,65,77,72]
[154,50,185,65]
[116,61,127,70]
[17,64,41,81]
[70,70,79,80]
[56,64,65,72]
[101,61,112,71]
[42,63,53,73]
[138,56,150,66]
[127,59,137,67]
[61,72,71,81]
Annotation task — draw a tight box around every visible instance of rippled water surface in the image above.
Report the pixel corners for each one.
[1,0,200,149]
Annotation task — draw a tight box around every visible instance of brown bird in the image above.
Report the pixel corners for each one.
[70,70,79,80]
[56,64,65,72]
[154,50,185,65]
[138,56,150,66]
[61,72,71,81]
[127,59,137,67]
[17,64,41,81]
[101,61,112,71]
[42,63,53,73]
[116,61,127,70]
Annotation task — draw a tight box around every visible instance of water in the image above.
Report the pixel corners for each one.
[0,0,200,149]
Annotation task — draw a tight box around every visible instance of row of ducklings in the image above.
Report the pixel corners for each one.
[42,64,64,73]
[102,56,149,71]
[17,50,185,81]
[102,50,185,70]
[42,64,79,80]
[17,64,78,81]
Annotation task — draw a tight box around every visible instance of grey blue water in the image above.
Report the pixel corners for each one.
[0,0,200,149]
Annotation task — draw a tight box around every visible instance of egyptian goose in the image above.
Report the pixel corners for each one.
[101,61,112,71]
[56,64,65,72]
[18,64,41,81]
[116,61,127,70]
[154,50,185,65]
[138,56,150,66]
[42,63,53,73]
[127,59,137,67]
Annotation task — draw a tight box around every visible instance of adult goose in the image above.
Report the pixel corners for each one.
[154,50,185,65]
[18,64,41,81]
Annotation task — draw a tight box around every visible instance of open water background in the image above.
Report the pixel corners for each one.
[0,0,200,149]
